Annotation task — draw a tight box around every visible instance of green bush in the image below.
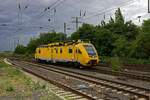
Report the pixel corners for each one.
[33,82,42,90]
[111,57,122,71]
[5,85,15,92]
[120,57,150,64]
[14,45,26,54]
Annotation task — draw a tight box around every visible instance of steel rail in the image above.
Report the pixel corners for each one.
[95,66,150,82]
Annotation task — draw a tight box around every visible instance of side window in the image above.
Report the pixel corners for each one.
[78,49,82,54]
[68,48,72,53]
[39,49,41,54]
[60,48,62,53]
[56,48,58,53]
[76,49,78,53]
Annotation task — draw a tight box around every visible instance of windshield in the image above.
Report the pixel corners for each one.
[84,45,96,56]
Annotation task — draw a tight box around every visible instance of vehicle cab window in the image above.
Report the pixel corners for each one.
[84,45,96,56]
[76,49,82,54]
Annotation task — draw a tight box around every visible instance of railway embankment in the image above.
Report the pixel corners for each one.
[0,58,63,100]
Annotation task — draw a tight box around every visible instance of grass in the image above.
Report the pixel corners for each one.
[0,52,13,58]
[0,58,62,100]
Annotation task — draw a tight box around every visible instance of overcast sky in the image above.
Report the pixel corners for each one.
[0,0,149,51]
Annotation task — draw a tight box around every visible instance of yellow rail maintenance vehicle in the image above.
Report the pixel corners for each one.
[35,40,99,67]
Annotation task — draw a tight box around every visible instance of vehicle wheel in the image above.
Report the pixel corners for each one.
[79,66,84,69]
[52,60,56,63]
[74,62,79,67]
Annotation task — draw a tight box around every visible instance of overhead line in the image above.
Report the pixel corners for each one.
[87,0,133,16]
[20,0,67,31]
[44,0,67,16]
[81,0,135,20]
[37,0,66,18]
[10,0,62,34]
[38,0,61,17]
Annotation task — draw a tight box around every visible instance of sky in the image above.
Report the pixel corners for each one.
[0,0,149,51]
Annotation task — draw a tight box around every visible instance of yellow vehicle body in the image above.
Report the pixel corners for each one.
[35,40,99,67]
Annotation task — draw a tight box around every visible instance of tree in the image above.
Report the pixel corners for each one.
[112,36,130,57]
[128,19,150,59]
[129,20,150,59]
[109,16,115,24]
[14,45,26,54]
[71,23,95,41]
[115,8,124,24]
[103,8,125,36]
[140,19,150,58]
[94,27,115,56]
[101,20,106,26]
[142,19,150,33]
[38,32,67,44]
[128,32,150,59]
[124,21,140,41]
[26,38,39,54]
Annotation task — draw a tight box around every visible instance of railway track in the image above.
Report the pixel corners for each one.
[43,83,86,100]
[38,62,150,82]
[8,59,150,100]
[98,63,150,73]
[10,57,150,82]
[94,66,150,82]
